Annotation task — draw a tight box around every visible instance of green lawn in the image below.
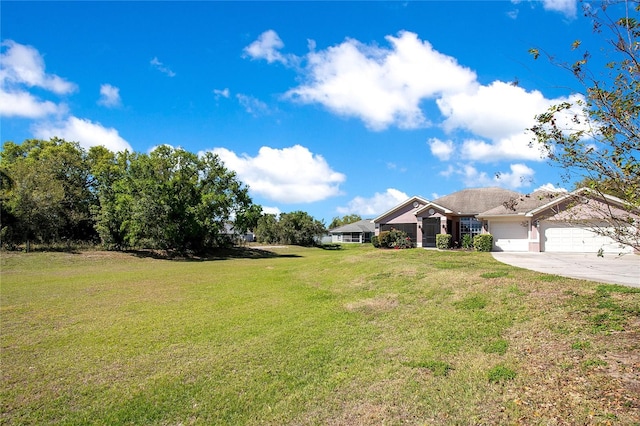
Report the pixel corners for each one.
[2,245,639,424]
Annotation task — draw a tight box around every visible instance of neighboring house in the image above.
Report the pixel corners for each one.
[329,219,375,244]
[222,223,255,243]
[373,187,637,253]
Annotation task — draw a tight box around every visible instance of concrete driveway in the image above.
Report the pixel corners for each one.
[491,252,640,287]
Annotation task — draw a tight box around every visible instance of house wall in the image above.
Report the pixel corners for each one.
[529,221,540,252]
[374,202,424,243]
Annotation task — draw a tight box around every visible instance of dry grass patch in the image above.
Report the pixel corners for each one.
[345,294,399,313]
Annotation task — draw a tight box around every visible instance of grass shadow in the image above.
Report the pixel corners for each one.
[125,247,302,261]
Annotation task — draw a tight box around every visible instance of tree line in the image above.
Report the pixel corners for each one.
[0,138,327,252]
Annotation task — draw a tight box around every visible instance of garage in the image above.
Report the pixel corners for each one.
[490,221,529,252]
[541,221,633,253]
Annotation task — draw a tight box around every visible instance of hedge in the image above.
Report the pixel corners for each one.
[436,233,452,249]
[474,234,493,252]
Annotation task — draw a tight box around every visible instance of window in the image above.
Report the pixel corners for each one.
[460,217,482,240]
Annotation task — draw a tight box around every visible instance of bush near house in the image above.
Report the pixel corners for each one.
[376,229,413,249]
[462,234,473,249]
[436,234,452,249]
[378,231,391,247]
[474,234,493,252]
[371,235,380,248]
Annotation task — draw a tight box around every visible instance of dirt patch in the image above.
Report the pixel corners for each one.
[345,294,399,313]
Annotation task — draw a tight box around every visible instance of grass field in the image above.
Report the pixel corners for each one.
[1,245,639,425]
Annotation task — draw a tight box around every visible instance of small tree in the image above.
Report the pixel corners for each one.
[529,0,640,251]
[328,214,362,229]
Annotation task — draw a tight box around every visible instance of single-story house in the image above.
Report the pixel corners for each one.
[222,223,255,243]
[373,187,637,253]
[329,219,375,244]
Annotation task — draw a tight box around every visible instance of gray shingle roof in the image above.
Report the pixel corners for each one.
[329,219,375,234]
[431,187,522,215]
[478,190,566,216]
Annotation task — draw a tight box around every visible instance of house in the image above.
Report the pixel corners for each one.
[478,188,637,253]
[373,187,637,253]
[373,188,519,249]
[222,223,255,243]
[329,219,375,244]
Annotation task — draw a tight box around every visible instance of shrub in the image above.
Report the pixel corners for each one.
[461,234,473,249]
[378,231,391,248]
[474,234,493,252]
[376,229,413,249]
[436,233,452,249]
[388,229,413,249]
[371,235,380,248]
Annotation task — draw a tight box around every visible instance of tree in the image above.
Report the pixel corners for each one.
[328,214,362,230]
[0,138,97,250]
[278,211,326,246]
[255,211,326,246]
[529,0,640,250]
[255,214,280,244]
[92,145,255,252]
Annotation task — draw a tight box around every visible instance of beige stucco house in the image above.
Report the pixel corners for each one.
[373,187,637,253]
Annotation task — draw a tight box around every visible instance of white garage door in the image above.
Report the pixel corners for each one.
[490,221,529,252]
[541,221,632,253]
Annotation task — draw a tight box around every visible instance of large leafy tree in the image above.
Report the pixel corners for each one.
[529,0,640,250]
[0,138,97,250]
[93,145,255,252]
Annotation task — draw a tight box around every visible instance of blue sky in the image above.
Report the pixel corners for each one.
[1,1,608,223]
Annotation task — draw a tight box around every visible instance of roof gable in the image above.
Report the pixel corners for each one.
[373,196,429,223]
[415,202,453,215]
[527,187,639,218]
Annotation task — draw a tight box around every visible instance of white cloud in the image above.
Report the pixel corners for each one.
[209,145,345,203]
[0,40,75,118]
[243,30,288,64]
[0,88,66,118]
[214,88,230,99]
[438,82,587,162]
[236,94,271,116]
[247,31,589,163]
[542,0,577,18]
[438,81,549,140]
[150,57,176,77]
[0,40,77,94]
[284,30,477,130]
[494,163,535,188]
[460,134,545,162]
[336,188,409,216]
[262,206,282,216]
[446,162,534,189]
[535,183,568,192]
[98,84,121,108]
[33,116,132,153]
[428,137,455,161]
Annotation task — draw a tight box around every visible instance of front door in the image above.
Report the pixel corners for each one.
[422,218,439,247]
